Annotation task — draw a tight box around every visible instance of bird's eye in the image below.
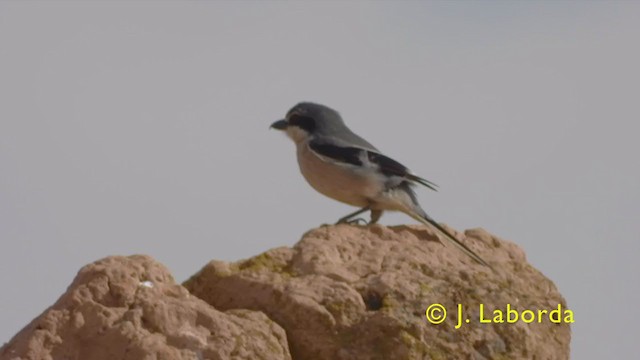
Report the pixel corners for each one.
[288,114,316,132]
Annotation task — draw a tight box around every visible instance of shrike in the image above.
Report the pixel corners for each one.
[271,102,489,267]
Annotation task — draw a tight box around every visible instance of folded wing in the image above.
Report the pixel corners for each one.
[309,140,438,191]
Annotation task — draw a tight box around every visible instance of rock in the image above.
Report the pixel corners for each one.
[0,255,291,360]
[184,224,571,360]
[2,225,571,360]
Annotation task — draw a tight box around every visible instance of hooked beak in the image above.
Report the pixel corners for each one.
[270,119,288,130]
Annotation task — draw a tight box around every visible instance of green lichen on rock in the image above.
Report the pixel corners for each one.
[238,251,294,277]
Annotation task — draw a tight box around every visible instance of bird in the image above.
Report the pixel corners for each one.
[270,102,490,268]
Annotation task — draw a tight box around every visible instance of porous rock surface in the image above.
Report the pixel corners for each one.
[0,255,291,360]
[184,224,571,360]
[2,224,571,360]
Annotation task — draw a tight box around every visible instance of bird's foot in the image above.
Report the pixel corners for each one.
[336,217,369,226]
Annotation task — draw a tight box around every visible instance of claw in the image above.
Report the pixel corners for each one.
[336,217,368,225]
[335,206,371,225]
[347,217,368,225]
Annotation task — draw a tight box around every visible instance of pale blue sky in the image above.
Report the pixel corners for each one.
[1,2,638,358]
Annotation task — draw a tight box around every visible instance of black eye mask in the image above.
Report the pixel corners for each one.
[288,114,316,132]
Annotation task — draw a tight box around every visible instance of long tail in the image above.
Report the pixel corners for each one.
[407,210,492,269]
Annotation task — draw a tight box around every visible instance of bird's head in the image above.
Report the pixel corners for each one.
[270,102,346,143]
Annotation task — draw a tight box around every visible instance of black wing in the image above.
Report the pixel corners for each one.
[309,141,438,191]
[308,142,364,166]
[367,152,438,191]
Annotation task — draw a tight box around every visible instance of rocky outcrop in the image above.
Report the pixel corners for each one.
[0,255,291,360]
[184,225,571,360]
[2,224,571,360]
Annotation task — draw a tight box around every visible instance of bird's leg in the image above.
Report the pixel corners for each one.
[369,210,383,224]
[335,206,370,225]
